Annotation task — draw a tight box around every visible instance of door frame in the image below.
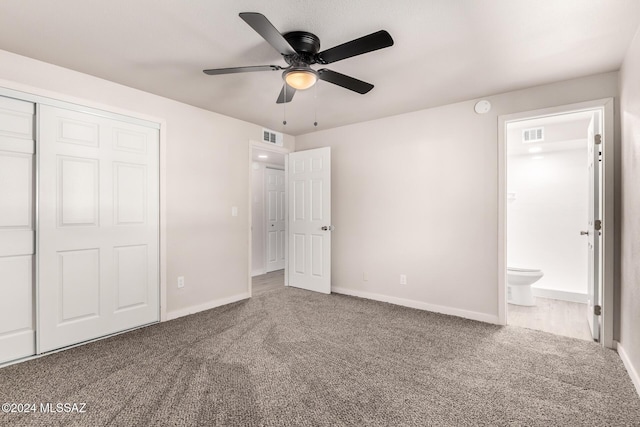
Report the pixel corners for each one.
[497,98,615,348]
[247,141,290,297]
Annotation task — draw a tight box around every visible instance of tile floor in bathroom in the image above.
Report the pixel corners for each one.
[508,297,593,341]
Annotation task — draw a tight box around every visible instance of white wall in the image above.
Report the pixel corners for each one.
[295,72,618,323]
[507,148,588,298]
[0,49,294,319]
[619,25,640,394]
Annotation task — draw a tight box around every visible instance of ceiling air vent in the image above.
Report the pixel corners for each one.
[522,127,544,143]
[262,128,283,147]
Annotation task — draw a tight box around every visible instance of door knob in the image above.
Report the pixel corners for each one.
[321,225,335,231]
[580,230,589,235]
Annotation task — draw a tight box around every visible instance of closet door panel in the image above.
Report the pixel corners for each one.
[0,96,35,364]
[38,106,159,353]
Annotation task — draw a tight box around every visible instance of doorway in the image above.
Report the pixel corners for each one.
[498,99,614,347]
[248,144,334,297]
[249,143,288,296]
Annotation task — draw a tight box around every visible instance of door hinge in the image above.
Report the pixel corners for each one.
[595,134,602,145]
[594,305,602,316]
[594,220,602,231]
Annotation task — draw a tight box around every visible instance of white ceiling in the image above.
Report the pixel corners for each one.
[0,0,638,136]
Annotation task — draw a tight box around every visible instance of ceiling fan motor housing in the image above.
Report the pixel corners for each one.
[284,31,320,53]
[283,31,322,67]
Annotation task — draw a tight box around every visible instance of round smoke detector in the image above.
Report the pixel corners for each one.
[474,100,491,114]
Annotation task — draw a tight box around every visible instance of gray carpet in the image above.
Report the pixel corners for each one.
[1,286,639,426]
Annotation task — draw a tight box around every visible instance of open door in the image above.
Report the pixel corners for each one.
[585,113,601,342]
[287,147,332,294]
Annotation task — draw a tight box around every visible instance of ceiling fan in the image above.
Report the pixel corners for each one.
[203,12,394,104]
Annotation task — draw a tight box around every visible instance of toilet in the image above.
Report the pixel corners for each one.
[507,267,544,306]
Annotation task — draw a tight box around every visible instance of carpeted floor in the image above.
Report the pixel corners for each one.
[1,285,639,426]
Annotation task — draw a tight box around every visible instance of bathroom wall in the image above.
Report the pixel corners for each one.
[507,147,588,301]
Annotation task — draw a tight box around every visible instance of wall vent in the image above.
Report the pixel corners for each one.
[261,128,283,147]
[522,127,544,143]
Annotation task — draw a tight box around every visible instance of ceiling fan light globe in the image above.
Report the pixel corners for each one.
[284,69,317,90]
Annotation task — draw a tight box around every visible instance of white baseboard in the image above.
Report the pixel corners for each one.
[251,269,265,277]
[617,342,640,398]
[332,287,500,324]
[166,292,250,321]
[532,287,588,303]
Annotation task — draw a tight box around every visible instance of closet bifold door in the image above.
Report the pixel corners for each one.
[37,105,159,353]
[0,96,36,364]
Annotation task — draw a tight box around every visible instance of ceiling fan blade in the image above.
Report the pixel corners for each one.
[317,69,374,94]
[203,65,284,75]
[239,12,297,55]
[317,30,394,64]
[276,84,296,103]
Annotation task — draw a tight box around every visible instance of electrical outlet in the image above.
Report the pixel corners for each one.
[231,206,238,217]
[400,274,407,285]
[363,272,369,281]
[177,276,185,288]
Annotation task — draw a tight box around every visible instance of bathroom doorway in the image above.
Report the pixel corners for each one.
[498,99,614,347]
[248,142,289,296]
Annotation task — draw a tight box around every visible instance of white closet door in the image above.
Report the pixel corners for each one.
[0,96,35,364]
[38,105,159,353]
[265,168,285,272]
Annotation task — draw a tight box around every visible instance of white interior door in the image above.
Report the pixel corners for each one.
[287,147,331,294]
[0,96,35,364]
[586,113,601,342]
[38,105,159,353]
[265,168,285,272]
